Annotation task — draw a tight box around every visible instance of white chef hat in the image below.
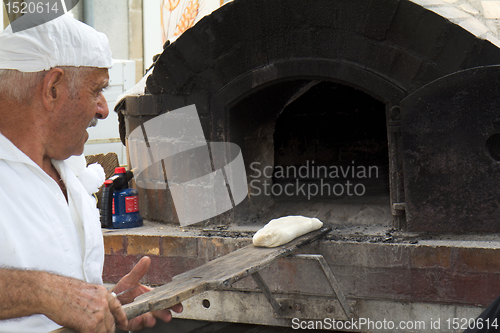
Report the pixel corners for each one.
[0,14,112,72]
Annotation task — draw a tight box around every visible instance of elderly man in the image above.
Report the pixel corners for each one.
[0,14,181,333]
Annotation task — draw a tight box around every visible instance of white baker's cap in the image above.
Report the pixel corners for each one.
[0,14,112,72]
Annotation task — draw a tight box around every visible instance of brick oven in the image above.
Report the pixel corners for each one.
[109,0,500,330]
[119,0,500,233]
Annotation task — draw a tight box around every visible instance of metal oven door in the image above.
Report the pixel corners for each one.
[400,65,500,232]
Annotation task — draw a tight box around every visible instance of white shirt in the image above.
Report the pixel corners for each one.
[0,133,104,332]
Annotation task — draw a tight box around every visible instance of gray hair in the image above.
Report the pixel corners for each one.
[0,66,94,103]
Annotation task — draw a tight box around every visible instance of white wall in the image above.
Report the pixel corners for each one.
[142,0,231,71]
[143,0,163,71]
[94,0,130,60]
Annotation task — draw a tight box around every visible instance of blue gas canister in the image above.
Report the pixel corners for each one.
[100,167,143,229]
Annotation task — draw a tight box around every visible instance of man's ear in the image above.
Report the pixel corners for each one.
[41,68,65,110]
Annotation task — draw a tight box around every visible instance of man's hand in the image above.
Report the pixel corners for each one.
[111,256,183,331]
[0,268,128,333]
[44,280,128,333]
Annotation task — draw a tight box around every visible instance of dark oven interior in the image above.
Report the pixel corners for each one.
[229,80,391,228]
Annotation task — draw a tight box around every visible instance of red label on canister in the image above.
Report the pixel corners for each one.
[112,198,115,215]
[125,196,139,213]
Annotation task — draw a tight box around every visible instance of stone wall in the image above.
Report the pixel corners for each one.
[103,225,500,307]
[102,223,500,332]
[410,0,500,47]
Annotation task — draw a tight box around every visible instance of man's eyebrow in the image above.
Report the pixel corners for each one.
[95,80,110,90]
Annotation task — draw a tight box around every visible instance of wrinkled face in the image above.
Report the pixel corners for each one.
[49,68,109,160]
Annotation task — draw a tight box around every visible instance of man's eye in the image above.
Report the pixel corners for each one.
[96,87,108,95]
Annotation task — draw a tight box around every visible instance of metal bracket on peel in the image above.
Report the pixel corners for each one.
[252,254,353,319]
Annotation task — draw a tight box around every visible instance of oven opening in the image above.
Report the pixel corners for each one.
[230,80,391,227]
[272,82,392,227]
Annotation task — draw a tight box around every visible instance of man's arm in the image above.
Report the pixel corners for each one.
[0,268,127,333]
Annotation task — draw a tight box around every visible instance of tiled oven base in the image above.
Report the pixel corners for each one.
[103,221,500,331]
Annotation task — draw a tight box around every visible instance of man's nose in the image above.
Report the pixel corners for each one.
[96,93,109,119]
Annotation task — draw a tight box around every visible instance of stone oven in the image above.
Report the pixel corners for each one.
[118,0,500,233]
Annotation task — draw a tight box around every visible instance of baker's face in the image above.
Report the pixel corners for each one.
[52,68,109,159]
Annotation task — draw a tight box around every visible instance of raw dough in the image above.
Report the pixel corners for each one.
[252,215,323,247]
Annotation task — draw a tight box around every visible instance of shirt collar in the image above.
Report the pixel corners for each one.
[0,131,40,167]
